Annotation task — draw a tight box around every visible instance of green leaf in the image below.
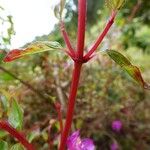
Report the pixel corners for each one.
[0,89,11,114]
[0,140,8,150]
[8,99,23,130]
[0,50,6,62]
[107,50,131,67]
[105,0,125,10]
[10,144,24,150]
[0,130,8,138]
[0,73,14,81]
[27,129,40,143]
[3,41,62,62]
[54,0,66,20]
[0,95,9,112]
[107,50,150,89]
[60,0,66,18]
[54,4,60,19]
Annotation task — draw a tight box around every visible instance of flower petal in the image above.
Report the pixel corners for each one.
[80,138,95,150]
[112,120,122,132]
[67,131,81,150]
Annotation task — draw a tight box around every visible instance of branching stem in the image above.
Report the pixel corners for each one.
[59,1,87,149]
[84,11,117,59]
[0,121,35,150]
[59,1,117,150]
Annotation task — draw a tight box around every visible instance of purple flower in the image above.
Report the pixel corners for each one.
[67,130,95,150]
[111,120,122,132]
[110,142,119,150]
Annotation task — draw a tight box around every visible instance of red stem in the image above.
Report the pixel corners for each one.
[59,63,82,150]
[55,102,63,135]
[58,110,63,137]
[0,121,35,150]
[59,1,87,149]
[47,121,55,150]
[77,0,87,58]
[60,21,75,56]
[84,11,117,59]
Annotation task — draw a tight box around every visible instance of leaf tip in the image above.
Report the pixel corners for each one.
[105,0,126,11]
[3,49,22,62]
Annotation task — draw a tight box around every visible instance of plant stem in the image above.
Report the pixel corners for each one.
[0,121,35,150]
[55,102,63,135]
[77,0,87,58]
[60,21,75,56]
[84,11,117,59]
[48,120,56,150]
[59,63,82,150]
[59,1,86,149]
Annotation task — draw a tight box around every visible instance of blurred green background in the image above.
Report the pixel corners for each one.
[0,0,150,149]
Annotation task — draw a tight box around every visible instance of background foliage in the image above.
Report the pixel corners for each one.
[0,0,150,149]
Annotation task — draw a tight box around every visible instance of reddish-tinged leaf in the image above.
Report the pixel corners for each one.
[3,41,62,62]
[123,65,150,89]
[3,49,22,62]
[107,50,150,89]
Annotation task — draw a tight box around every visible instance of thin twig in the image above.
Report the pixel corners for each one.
[53,64,66,110]
[128,0,142,22]
[54,102,63,135]
[0,66,48,101]
[84,11,117,59]
[60,21,75,56]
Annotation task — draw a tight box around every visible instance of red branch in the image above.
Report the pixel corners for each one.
[47,121,55,150]
[59,63,82,150]
[60,21,75,56]
[77,0,87,58]
[84,11,117,59]
[59,1,118,150]
[59,1,87,149]
[0,121,35,150]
